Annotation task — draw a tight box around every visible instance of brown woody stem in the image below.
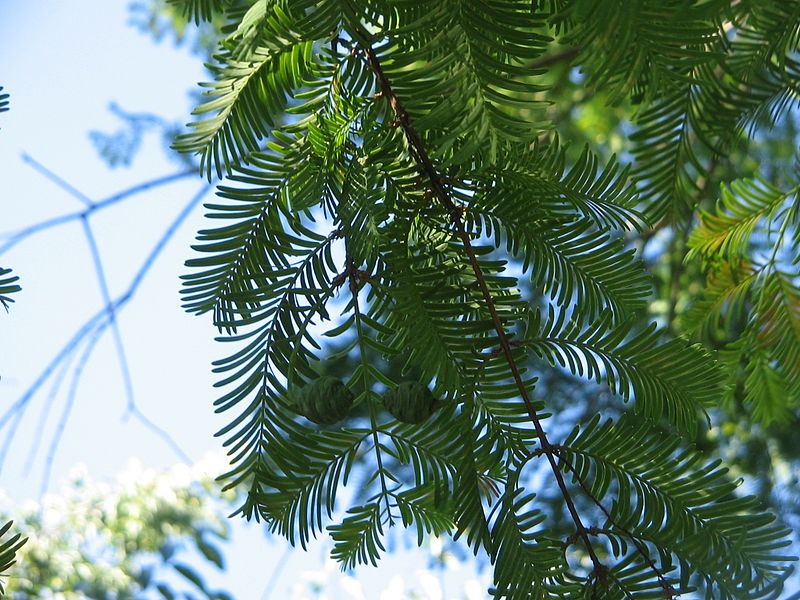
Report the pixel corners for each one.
[557,450,677,596]
[360,41,603,571]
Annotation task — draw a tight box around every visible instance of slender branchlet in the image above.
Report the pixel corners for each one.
[358,38,604,572]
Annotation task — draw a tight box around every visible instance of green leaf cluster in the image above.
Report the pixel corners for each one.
[171,0,798,597]
[0,521,26,598]
[2,460,236,599]
[686,176,800,426]
[0,268,20,312]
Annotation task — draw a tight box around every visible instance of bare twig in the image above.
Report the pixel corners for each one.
[81,218,139,418]
[40,325,105,497]
[259,544,293,600]
[0,311,107,470]
[0,181,210,478]
[0,156,194,254]
[23,338,73,472]
[22,153,94,207]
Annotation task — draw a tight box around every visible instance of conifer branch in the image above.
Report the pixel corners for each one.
[360,41,604,572]
[347,254,395,528]
[556,449,678,598]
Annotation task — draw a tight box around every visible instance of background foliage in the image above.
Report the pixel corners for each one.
[1,459,236,600]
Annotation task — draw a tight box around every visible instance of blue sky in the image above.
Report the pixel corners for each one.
[0,0,219,497]
[0,3,486,598]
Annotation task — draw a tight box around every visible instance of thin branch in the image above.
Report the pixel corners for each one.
[81,217,191,454]
[527,46,581,71]
[0,161,195,254]
[0,184,209,476]
[0,408,25,480]
[359,38,604,571]
[556,449,678,598]
[40,325,105,497]
[23,330,80,472]
[667,233,686,332]
[259,544,293,600]
[80,218,137,417]
[21,153,94,208]
[667,156,720,331]
[126,405,191,462]
[0,311,107,469]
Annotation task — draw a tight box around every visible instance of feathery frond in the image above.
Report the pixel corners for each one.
[561,415,795,599]
[0,521,26,597]
[488,488,571,600]
[0,268,20,311]
[688,176,796,261]
[168,0,234,24]
[174,12,317,179]
[686,175,800,424]
[525,307,722,433]
[551,0,723,104]
[176,0,798,594]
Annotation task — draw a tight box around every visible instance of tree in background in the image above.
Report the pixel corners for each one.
[1,458,236,600]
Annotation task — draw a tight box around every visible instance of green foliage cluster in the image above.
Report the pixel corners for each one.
[686,176,800,426]
[1,460,236,600]
[0,268,20,313]
[169,1,799,597]
[0,90,19,315]
[0,521,26,598]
